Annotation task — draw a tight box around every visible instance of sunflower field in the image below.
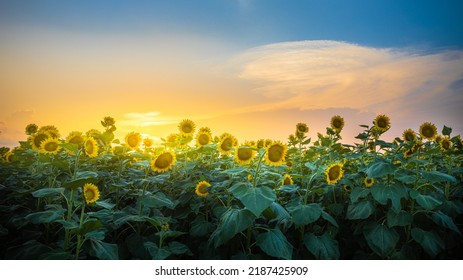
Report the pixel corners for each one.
[0,115,462,260]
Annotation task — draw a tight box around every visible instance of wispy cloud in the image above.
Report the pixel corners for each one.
[118,112,179,129]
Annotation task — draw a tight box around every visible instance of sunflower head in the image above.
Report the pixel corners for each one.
[196,131,212,147]
[282,174,294,185]
[125,132,142,150]
[330,115,345,132]
[66,131,85,151]
[402,129,417,142]
[84,137,99,158]
[440,137,452,151]
[195,181,211,197]
[38,125,60,139]
[343,185,352,192]
[265,141,287,166]
[256,139,265,149]
[83,183,100,204]
[40,138,61,154]
[198,127,211,134]
[25,123,38,135]
[325,163,344,184]
[143,137,154,148]
[86,129,102,137]
[151,151,176,173]
[364,177,375,187]
[419,122,437,140]
[373,114,391,133]
[178,119,196,136]
[235,146,256,165]
[218,133,237,154]
[3,150,14,163]
[30,132,51,151]
[295,123,309,137]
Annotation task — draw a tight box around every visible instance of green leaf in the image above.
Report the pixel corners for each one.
[364,224,399,257]
[89,240,119,260]
[78,219,102,235]
[304,232,340,260]
[304,162,317,171]
[350,187,370,203]
[139,192,174,209]
[31,187,64,198]
[222,166,247,175]
[85,230,105,241]
[63,177,99,190]
[60,142,78,153]
[256,228,293,260]
[166,241,191,256]
[365,160,395,178]
[5,240,51,259]
[442,125,452,136]
[95,200,115,210]
[210,208,255,247]
[268,202,291,222]
[387,209,413,227]
[287,203,322,226]
[410,190,442,210]
[422,171,457,184]
[431,211,461,234]
[395,171,416,184]
[25,210,63,224]
[346,200,375,220]
[144,242,171,260]
[321,210,339,227]
[229,184,276,217]
[113,214,146,228]
[371,184,407,211]
[190,216,215,237]
[411,228,445,257]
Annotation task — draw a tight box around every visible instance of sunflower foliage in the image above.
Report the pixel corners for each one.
[0,116,462,260]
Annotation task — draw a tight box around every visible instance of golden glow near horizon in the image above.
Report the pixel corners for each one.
[1,27,463,147]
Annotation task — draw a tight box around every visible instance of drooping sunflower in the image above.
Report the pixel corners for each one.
[196,131,212,147]
[40,138,61,154]
[83,137,99,158]
[218,133,237,154]
[364,177,375,187]
[25,123,38,135]
[3,150,14,163]
[402,129,417,142]
[195,181,211,197]
[282,174,294,185]
[440,137,452,151]
[38,125,60,139]
[143,137,154,148]
[330,115,345,132]
[66,131,85,150]
[373,114,391,133]
[234,146,256,165]
[295,123,309,137]
[30,131,51,151]
[151,151,176,173]
[125,132,141,150]
[86,129,102,137]
[178,119,196,136]
[419,122,437,140]
[83,183,100,204]
[265,141,287,166]
[434,135,443,144]
[325,163,344,184]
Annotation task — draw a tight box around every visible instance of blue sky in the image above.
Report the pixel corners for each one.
[1,0,462,146]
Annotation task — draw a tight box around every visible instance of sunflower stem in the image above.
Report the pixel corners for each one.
[252,150,266,188]
[64,188,75,250]
[75,203,86,260]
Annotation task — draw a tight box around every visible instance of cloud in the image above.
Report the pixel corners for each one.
[118,112,179,129]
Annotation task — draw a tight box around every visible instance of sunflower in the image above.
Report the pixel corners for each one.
[325,163,344,184]
[125,131,141,150]
[40,138,61,154]
[195,181,211,197]
[66,131,85,150]
[282,174,293,185]
[256,139,265,149]
[373,114,391,133]
[403,148,414,159]
[295,123,309,137]
[235,146,256,165]
[3,150,14,163]
[330,115,345,132]
[83,183,100,204]
[25,123,38,135]
[143,138,154,148]
[86,129,101,137]
[343,185,352,192]
[151,151,176,173]
[419,122,437,140]
[402,129,417,142]
[30,132,51,151]
[198,127,211,134]
[84,137,99,158]
[218,133,237,154]
[178,119,196,136]
[434,135,443,144]
[440,137,452,151]
[247,174,253,181]
[264,139,273,147]
[38,125,60,139]
[265,141,287,166]
[364,177,375,187]
[196,131,212,147]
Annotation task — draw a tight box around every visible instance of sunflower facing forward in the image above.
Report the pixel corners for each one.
[218,133,237,154]
[373,114,391,133]
[330,115,345,132]
[196,131,212,147]
[83,183,100,204]
[151,151,176,173]
[440,137,452,151]
[265,141,287,166]
[282,174,294,185]
[295,123,309,137]
[195,181,211,197]
[178,119,196,136]
[30,131,51,152]
[402,129,417,142]
[325,163,344,184]
[419,122,437,140]
[364,177,375,187]
[125,131,142,150]
[40,138,61,154]
[234,145,256,165]
[84,137,99,158]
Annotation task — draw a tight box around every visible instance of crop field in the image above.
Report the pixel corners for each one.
[0,115,462,259]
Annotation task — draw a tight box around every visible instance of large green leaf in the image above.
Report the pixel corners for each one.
[287,203,322,226]
[387,209,413,227]
[364,224,399,257]
[371,184,407,211]
[365,160,395,178]
[210,208,255,247]
[78,219,102,235]
[346,200,374,220]
[31,187,64,198]
[144,242,171,260]
[422,171,457,184]
[350,187,370,203]
[304,233,340,260]
[190,216,215,237]
[139,192,174,209]
[89,240,119,260]
[256,228,293,260]
[229,184,276,217]
[409,190,442,210]
[431,211,461,234]
[411,228,445,257]
[321,210,339,227]
[25,210,63,224]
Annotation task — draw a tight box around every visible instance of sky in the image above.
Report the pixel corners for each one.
[1,0,463,147]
